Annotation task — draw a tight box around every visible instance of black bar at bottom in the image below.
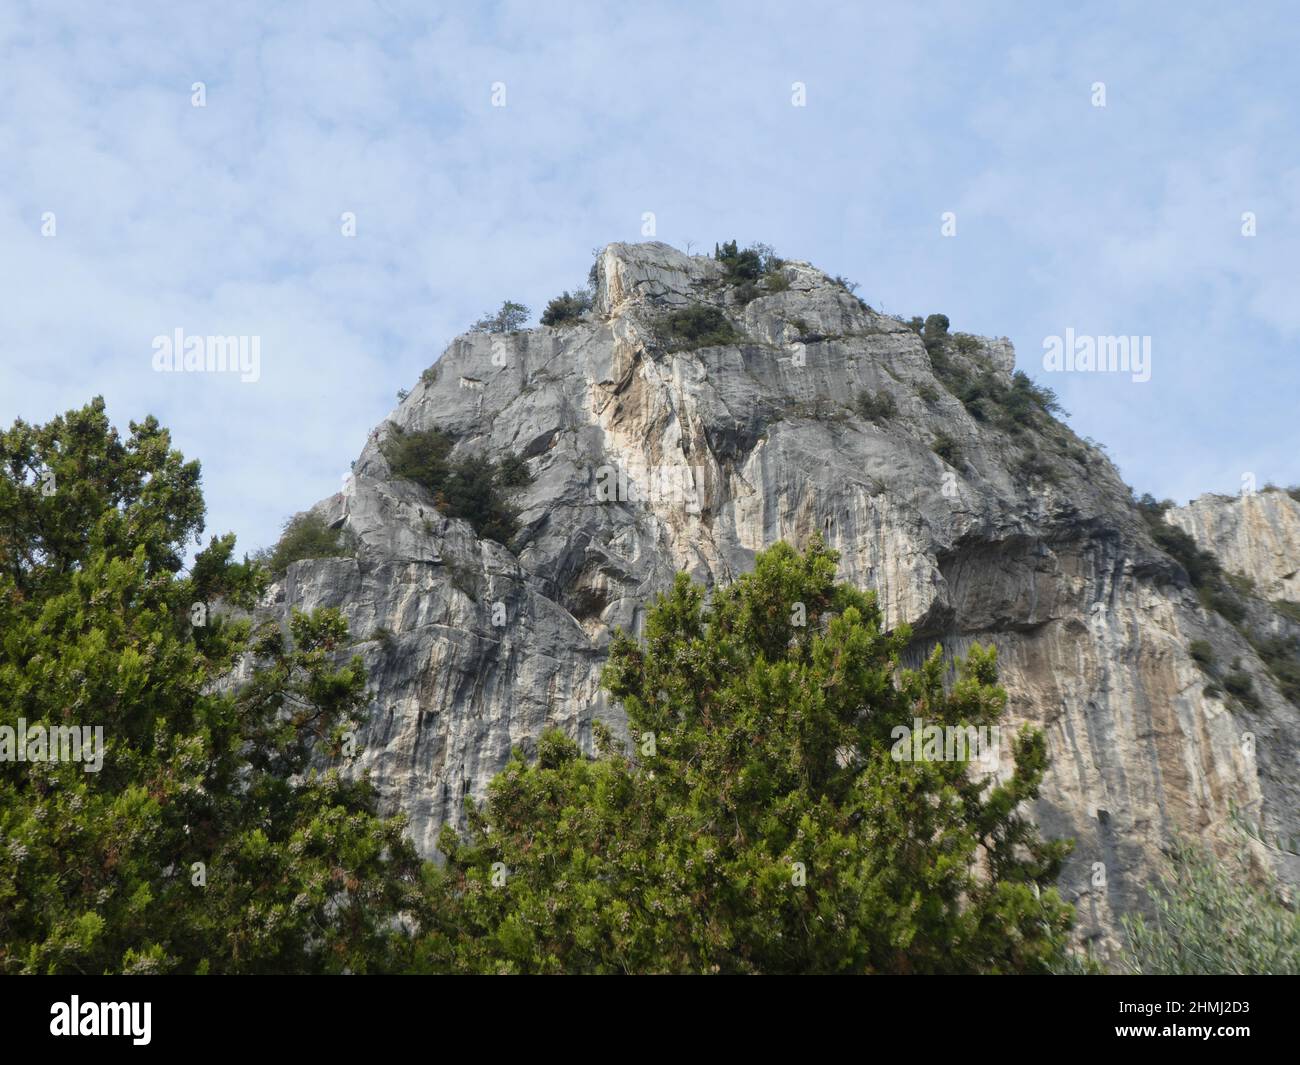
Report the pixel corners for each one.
[0,973,1291,1051]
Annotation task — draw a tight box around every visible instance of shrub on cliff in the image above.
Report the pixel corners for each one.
[922,313,950,350]
[258,511,355,577]
[382,424,455,486]
[714,239,781,280]
[950,369,1064,434]
[855,389,897,422]
[931,431,964,466]
[471,300,530,334]
[416,538,1075,974]
[1135,495,1223,591]
[380,424,531,546]
[1248,633,1300,705]
[662,304,741,350]
[1222,668,1260,708]
[828,275,870,312]
[540,290,592,326]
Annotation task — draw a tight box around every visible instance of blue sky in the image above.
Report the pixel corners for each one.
[2,1,1297,554]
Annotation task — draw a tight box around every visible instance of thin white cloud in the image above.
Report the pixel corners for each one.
[1,0,1296,559]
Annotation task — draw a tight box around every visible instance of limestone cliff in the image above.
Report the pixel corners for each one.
[1169,490,1300,602]
[261,241,1300,953]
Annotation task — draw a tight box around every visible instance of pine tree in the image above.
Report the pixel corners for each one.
[0,399,423,973]
[418,538,1074,973]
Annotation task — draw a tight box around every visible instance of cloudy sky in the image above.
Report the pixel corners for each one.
[2,1,1297,554]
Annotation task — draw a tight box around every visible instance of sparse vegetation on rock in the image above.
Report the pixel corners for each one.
[380,424,531,546]
[1223,667,1260,707]
[259,511,356,577]
[855,389,897,423]
[931,431,964,466]
[921,314,1063,434]
[662,304,741,351]
[471,300,530,334]
[1189,639,1216,669]
[540,289,592,326]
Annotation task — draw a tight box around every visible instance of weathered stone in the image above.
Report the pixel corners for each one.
[263,241,1300,956]
[1169,490,1300,601]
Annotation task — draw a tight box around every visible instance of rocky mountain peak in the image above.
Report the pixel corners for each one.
[261,240,1300,954]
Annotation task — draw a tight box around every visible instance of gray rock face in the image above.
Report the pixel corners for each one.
[264,241,1300,953]
[1169,490,1300,601]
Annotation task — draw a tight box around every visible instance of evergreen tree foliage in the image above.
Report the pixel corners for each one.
[540,290,592,326]
[0,399,423,973]
[379,424,531,546]
[417,538,1074,973]
[471,301,530,334]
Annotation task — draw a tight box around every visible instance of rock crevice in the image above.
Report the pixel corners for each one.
[265,241,1300,951]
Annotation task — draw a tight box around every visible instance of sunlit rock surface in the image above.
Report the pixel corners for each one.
[262,242,1300,953]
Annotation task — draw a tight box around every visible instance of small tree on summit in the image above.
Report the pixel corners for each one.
[714,239,783,282]
[922,313,950,350]
[471,301,530,334]
[540,290,592,326]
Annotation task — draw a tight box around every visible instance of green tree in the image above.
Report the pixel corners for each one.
[418,538,1073,973]
[0,399,423,973]
[922,313,950,344]
[662,304,741,351]
[256,510,355,578]
[1120,840,1300,974]
[379,424,531,546]
[540,290,592,326]
[714,239,784,283]
[471,300,530,334]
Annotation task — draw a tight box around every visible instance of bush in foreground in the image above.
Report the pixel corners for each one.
[1120,840,1300,974]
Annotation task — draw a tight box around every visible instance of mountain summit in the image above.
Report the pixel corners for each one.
[262,241,1300,950]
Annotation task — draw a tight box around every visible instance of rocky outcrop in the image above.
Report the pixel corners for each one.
[262,241,1300,955]
[1169,490,1300,602]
